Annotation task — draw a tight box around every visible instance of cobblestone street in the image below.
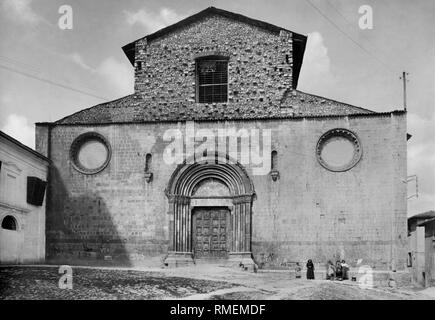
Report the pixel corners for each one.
[0,266,233,300]
[1,265,433,300]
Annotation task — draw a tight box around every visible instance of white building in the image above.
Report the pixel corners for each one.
[408,211,435,287]
[0,131,49,264]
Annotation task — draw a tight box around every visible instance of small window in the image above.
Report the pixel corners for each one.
[271,150,278,171]
[196,57,228,103]
[2,215,17,231]
[145,153,152,172]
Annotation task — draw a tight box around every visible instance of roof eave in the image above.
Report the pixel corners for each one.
[122,42,135,65]
[0,131,50,163]
[292,33,307,89]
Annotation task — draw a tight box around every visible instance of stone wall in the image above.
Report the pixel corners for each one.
[37,112,408,269]
[133,14,292,117]
[250,113,407,271]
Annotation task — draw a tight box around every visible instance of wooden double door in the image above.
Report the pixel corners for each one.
[192,207,229,259]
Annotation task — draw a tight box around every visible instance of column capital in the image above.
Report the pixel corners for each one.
[167,194,191,205]
[232,194,253,204]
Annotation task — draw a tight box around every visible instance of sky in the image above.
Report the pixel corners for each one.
[0,0,434,215]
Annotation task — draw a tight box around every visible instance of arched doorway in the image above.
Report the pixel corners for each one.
[164,154,255,267]
[192,206,229,259]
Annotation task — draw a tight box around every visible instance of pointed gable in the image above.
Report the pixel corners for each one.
[122,7,307,89]
[51,6,401,126]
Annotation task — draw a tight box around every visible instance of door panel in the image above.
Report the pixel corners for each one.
[193,208,228,258]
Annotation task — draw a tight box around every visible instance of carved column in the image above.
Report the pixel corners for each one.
[164,195,194,267]
[228,195,255,267]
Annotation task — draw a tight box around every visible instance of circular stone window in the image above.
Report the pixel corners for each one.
[70,132,111,174]
[316,129,362,172]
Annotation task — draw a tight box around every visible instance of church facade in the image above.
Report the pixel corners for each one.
[35,7,408,270]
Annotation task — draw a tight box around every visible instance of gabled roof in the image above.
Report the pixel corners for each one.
[50,90,382,125]
[53,94,137,124]
[0,130,50,163]
[280,90,375,117]
[44,7,402,126]
[408,210,435,231]
[122,6,307,73]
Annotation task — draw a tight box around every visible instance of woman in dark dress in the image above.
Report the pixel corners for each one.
[335,260,343,280]
[306,259,315,279]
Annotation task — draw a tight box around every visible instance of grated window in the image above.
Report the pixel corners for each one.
[196,58,228,103]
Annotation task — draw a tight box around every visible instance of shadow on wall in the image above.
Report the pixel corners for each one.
[46,166,132,267]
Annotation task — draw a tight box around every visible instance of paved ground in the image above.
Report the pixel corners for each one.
[420,287,435,299]
[0,265,433,300]
[0,266,233,300]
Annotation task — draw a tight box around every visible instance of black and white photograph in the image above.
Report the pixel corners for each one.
[0,0,434,310]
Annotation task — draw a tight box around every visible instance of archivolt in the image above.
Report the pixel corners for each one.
[164,154,256,257]
[166,155,255,198]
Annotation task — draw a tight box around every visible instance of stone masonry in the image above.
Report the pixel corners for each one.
[35,7,408,271]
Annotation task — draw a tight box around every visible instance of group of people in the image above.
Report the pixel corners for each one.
[293,259,350,280]
[326,260,349,281]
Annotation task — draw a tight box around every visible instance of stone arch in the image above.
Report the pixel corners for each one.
[166,157,254,197]
[164,154,256,267]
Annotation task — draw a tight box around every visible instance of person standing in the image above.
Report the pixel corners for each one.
[335,260,343,280]
[341,260,349,280]
[295,262,302,279]
[306,259,315,280]
[326,260,335,280]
